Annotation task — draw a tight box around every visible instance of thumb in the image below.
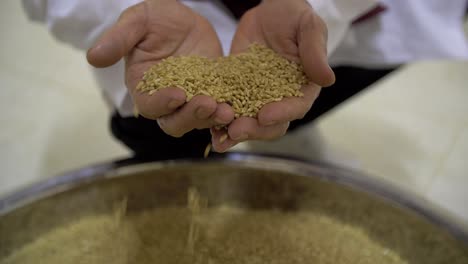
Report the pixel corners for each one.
[87,3,147,68]
[298,11,335,87]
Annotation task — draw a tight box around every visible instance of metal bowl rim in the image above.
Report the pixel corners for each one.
[1,152,467,244]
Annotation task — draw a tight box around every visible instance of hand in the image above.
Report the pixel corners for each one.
[87,0,235,137]
[211,0,335,152]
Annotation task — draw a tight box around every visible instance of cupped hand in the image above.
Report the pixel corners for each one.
[87,0,234,137]
[212,0,335,152]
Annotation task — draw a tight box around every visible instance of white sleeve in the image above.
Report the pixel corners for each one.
[21,0,141,50]
[21,0,379,117]
[307,0,380,55]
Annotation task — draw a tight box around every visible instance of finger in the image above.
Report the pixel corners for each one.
[212,103,235,126]
[133,87,186,120]
[298,10,335,87]
[208,103,237,153]
[157,95,217,137]
[227,117,290,141]
[210,128,238,153]
[157,99,234,138]
[87,3,147,68]
[257,83,321,126]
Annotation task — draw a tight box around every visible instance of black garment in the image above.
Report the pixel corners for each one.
[219,0,261,19]
[111,113,211,161]
[111,66,395,160]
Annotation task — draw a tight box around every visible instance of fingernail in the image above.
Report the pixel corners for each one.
[168,99,183,109]
[264,120,277,126]
[88,44,101,55]
[196,107,211,119]
[217,143,236,153]
[232,133,248,141]
[214,117,228,125]
[156,118,164,128]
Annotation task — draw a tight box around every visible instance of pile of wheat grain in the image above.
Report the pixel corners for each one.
[136,44,309,118]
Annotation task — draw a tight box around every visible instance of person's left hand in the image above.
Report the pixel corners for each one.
[211,0,335,152]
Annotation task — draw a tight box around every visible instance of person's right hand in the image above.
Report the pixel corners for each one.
[87,0,234,137]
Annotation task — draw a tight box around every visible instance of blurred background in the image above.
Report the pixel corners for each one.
[1,1,467,223]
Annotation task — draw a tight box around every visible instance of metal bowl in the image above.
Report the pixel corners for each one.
[1,153,467,263]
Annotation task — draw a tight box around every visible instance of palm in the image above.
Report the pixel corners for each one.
[230,3,303,62]
[125,1,222,91]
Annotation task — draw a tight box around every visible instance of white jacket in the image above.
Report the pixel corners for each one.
[22,0,468,116]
